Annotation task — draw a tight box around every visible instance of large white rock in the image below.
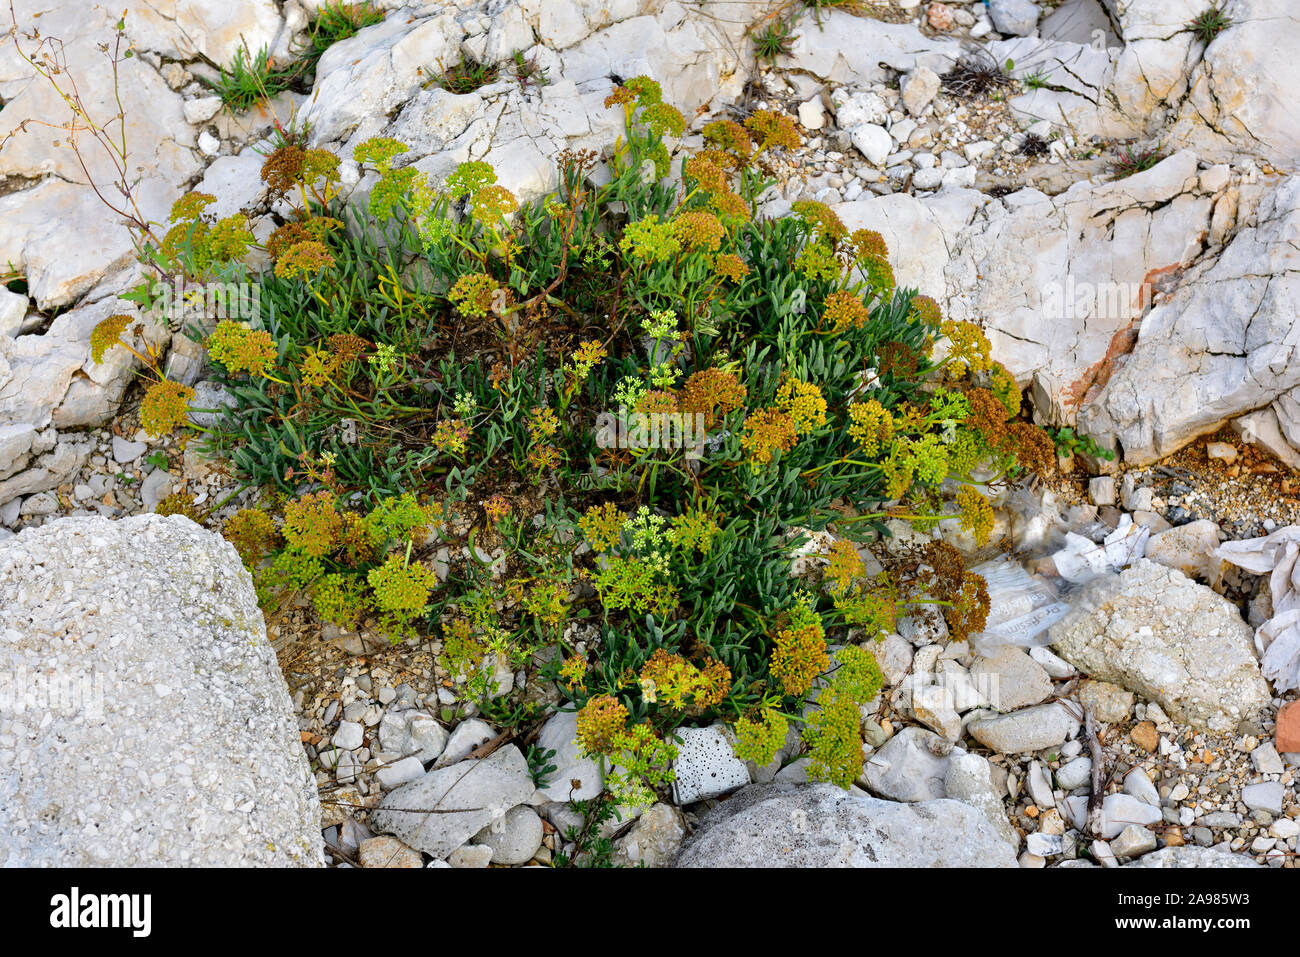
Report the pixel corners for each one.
[1123,846,1261,868]
[301,0,759,209]
[0,3,199,310]
[967,702,1081,753]
[1169,0,1300,168]
[369,745,536,858]
[1078,174,1300,463]
[781,9,962,84]
[671,725,751,804]
[0,515,323,866]
[674,783,1019,867]
[1048,560,1271,732]
[991,1,1298,172]
[987,37,1142,141]
[834,188,989,301]
[123,0,285,66]
[534,708,603,802]
[862,726,951,802]
[830,151,1239,436]
[946,151,1214,420]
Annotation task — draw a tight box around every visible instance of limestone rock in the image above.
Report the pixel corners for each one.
[1123,845,1262,868]
[862,726,951,802]
[534,708,602,803]
[1078,175,1300,464]
[370,745,536,859]
[1048,560,1270,732]
[967,702,1081,753]
[357,836,422,868]
[671,725,750,805]
[988,0,1040,36]
[471,804,544,865]
[611,803,686,867]
[0,515,323,866]
[1144,519,1224,583]
[970,646,1053,711]
[1169,0,1300,168]
[674,783,1019,867]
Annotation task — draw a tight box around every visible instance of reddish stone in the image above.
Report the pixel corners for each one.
[1130,720,1159,752]
[1277,700,1300,753]
[927,3,954,31]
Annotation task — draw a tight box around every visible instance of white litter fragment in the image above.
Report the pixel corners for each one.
[1051,515,1149,584]
[1216,526,1300,692]
[969,557,1071,657]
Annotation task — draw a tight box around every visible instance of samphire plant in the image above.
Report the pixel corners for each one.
[34,23,1051,808]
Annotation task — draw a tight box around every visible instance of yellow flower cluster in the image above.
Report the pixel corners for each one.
[804,689,863,788]
[956,485,994,546]
[482,494,511,525]
[712,253,750,282]
[745,109,801,151]
[733,708,789,766]
[274,240,334,280]
[578,502,624,553]
[638,650,731,711]
[701,119,753,164]
[847,399,895,457]
[941,320,993,376]
[823,290,870,333]
[684,155,729,194]
[635,389,679,415]
[89,314,134,364]
[672,210,726,253]
[449,272,501,319]
[559,654,588,692]
[795,241,840,283]
[740,407,797,469]
[140,380,195,437]
[527,406,560,443]
[206,321,277,377]
[282,491,344,558]
[848,228,889,261]
[470,184,519,225]
[679,367,746,429]
[367,555,439,629]
[776,378,827,436]
[570,340,607,384]
[770,598,829,697]
[621,213,684,263]
[823,538,867,596]
[432,419,471,457]
[791,200,846,242]
[266,217,341,261]
[575,694,629,756]
[945,571,990,642]
[908,294,942,326]
[223,508,280,565]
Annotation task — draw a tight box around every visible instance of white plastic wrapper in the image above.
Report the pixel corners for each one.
[1049,514,1149,584]
[968,556,1072,657]
[1216,527,1300,693]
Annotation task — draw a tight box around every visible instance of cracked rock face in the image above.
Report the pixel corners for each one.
[1170,0,1300,168]
[1077,174,1300,463]
[300,0,754,208]
[831,149,1228,426]
[950,149,1216,422]
[0,514,324,866]
[1047,559,1272,732]
[0,3,203,310]
[782,8,962,86]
